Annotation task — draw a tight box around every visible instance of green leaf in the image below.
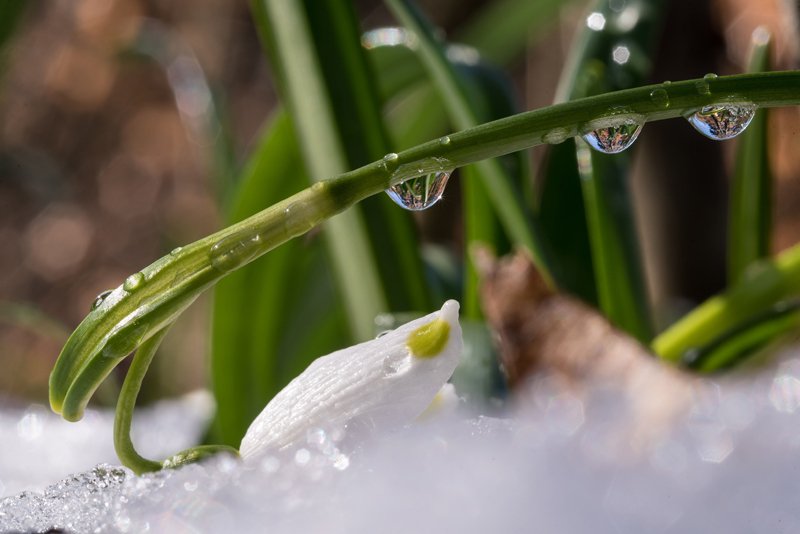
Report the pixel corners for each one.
[301,0,431,313]
[577,141,652,341]
[539,0,666,338]
[252,0,388,341]
[210,111,349,445]
[728,30,773,283]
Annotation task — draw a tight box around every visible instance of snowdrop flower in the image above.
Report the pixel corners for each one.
[240,300,462,458]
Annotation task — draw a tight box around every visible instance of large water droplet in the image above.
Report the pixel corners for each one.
[581,117,643,154]
[91,290,113,311]
[649,88,670,108]
[385,171,451,211]
[123,272,144,292]
[438,136,451,146]
[687,103,756,140]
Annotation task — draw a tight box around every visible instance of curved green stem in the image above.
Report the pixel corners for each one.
[114,325,238,474]
[51,71,800,424]
[114,327,170,474]
[653,243,800,362]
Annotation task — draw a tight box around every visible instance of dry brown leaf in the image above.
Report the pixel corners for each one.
[474,247,696,449]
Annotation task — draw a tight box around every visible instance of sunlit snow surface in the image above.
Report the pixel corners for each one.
[6,355,800,531]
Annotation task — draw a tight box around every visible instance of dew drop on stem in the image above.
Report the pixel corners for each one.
[649,88,669,108]
[581,117,643,154]
[123,272,145,293]
[543,127,570,145]
[687,103,757,140]
[385,171,451,211]
[91,290,113,311]
[381,152,400,175]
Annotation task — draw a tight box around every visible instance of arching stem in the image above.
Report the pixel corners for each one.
[114,326,238,474]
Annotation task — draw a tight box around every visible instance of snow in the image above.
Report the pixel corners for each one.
[4,306,800,532]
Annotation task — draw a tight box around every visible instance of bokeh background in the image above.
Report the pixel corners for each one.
[0,0,798,406]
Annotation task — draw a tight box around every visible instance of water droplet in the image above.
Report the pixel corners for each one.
[385,171,450,211]
[649,88,670,108]
[91,290,113,310]
[382,152,400,173]
[170,247,182,256]
[123,272,144,292]
[663,80,672,85]
[382,353,412,377]
[581,117,643,154]
[543,127,570,145]
[209,233,262,272]
[695,73,717,96]
[438,136,451,146]
[687,103,756,140]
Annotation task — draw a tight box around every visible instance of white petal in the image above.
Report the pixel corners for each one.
[240,300,462,459]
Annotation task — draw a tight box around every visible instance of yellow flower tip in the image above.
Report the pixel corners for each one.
[407,318,450,358]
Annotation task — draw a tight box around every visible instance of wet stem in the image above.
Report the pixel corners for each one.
[49,71,800,470]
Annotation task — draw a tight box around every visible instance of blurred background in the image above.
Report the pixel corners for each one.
[0,0,798,408]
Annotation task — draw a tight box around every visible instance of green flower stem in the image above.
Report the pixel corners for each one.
[113,328,170,474]
[51,71,800,424]
[114,326,238,474]
[653,242,800,362]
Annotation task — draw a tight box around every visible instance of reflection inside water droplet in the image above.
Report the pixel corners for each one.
[687,103,756,140]
[385,171,451,211]
[91,290,113,310]
[581,117,643,154]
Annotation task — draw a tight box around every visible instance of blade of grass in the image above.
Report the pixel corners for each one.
[252,0,388,340]
[301,0,429,312]
[728,29,773,283]
[460,63,525,319]
[384,0,551,282]
[540,0,666,338]
[577,140,652,341]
